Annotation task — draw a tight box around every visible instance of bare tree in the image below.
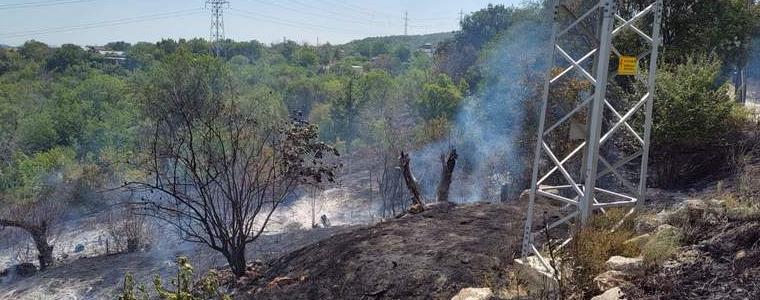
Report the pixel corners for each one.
[129,53,338,276]
[0,198,64,270]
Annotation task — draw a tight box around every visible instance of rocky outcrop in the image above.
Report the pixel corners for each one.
[605,256,644,274]
[591,287,626,300]
[593,270,629,292]
[451,287,493,300]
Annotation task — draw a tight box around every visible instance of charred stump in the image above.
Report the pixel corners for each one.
[436,149,458,203]
[399,151,426,214]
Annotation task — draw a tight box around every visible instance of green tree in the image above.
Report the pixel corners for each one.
[650,55,746,186]
[19,40,50,61]
[415,74,464,120]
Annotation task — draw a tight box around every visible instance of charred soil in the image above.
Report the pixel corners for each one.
[236,202,525,300]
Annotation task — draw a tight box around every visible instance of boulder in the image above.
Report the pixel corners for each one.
[74,243,85,253]
[514,256,558,292]
[685,199,708,219]
[605,256,643,273]
[634,214,662,234]
[451,287,493,300]
[591,287,626,300]
[593,270,629,291]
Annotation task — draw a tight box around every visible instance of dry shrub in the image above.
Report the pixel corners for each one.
[563,209,640,296]
[104,204,152,253]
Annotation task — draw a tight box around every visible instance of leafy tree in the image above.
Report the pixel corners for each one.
[46,44,90,73]
[394,45,412,62]
[619,0,759,65]
[295,47,319,67]
[415,74,463,120]
[19,40,50,61]
[371,41,389,57]
[105,41,131,52]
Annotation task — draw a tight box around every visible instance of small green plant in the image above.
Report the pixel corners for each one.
[118,257,230,300]
[641,226,681,267]
[118,272,149,300]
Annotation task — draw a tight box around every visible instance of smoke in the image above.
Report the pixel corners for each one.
[747,37,760,105]
[412,18,550,203]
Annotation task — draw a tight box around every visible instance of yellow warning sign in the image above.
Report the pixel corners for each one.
[618,56,638,76]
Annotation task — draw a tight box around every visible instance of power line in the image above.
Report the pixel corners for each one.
[251,0,396,28]
[229,8,369,36]
[314,0,399,19]
[0,9,204,38]
[0,0,99,10]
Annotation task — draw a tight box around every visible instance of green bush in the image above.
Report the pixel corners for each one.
[650,55,748,186]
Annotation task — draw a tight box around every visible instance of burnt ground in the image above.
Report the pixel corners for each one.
[236,202,527,300]
[625,220,760,300]
[0,226,355,299]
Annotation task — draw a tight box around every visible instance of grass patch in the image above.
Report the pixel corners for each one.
[562,209,640,296]
[641,226,681,267]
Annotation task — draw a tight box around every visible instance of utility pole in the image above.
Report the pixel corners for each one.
[404,11,408,35]
[206,0,229,57]
[459,9,464,23]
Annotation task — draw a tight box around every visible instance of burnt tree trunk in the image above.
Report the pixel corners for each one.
[31,224,54,271]
[0,219,54,270]
[436,149,458,203]
[399,151,426,214]
[225,245,248,277]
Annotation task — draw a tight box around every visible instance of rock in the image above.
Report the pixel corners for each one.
[514,256,558,293]
[593,270,629,291]
[605,256,643,273]
[623,234,651,248]
[13,263,38,277]
[0,268,8,277]
[74,243,85,253]
[451,287,493,300]
[591,287,626,300]
[685,199,708,218]
[634,214,662,234]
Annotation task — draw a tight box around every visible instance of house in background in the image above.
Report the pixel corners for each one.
[86,46,126,64]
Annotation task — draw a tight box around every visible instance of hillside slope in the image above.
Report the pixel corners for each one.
[239,202,524,299]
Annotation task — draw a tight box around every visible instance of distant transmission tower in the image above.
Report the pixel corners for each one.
[404,11,408,35]
[206,0,229,56]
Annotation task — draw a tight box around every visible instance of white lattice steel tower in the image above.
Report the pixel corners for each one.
[206,0,229,56]
[521,0,664,264]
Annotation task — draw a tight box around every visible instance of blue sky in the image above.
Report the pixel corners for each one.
[0,0,524,46]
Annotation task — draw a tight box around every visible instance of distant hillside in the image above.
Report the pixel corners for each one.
[339,32,454,56]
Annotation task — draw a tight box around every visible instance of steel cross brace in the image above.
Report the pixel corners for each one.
[521,0,664,261]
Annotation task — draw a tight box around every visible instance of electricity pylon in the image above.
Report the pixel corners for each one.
[206,0,229,56]
[520,0,664,267]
